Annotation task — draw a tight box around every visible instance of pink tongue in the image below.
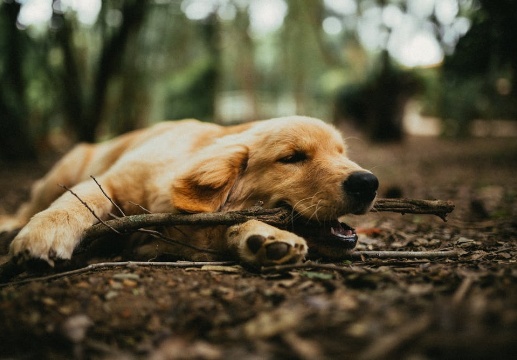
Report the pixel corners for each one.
[328,223,358,249]
[330,223,354,237]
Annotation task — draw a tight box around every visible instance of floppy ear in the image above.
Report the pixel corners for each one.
[171,144,248,213]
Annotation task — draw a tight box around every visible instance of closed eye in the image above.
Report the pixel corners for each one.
[278,151,308,164]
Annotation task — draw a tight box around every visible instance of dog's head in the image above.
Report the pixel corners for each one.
[171,116,378,219]
[171,116,377,254]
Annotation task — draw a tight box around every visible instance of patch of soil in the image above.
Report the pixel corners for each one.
[1,136,516,359]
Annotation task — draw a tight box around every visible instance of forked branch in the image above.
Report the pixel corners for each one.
[82,198,454,242]
[0,193,456,283]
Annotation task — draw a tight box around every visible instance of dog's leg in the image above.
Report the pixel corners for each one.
[0,144,95,233]
[226,220,307,267]
[9,178,115,266]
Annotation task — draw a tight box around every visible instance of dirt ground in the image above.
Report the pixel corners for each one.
[0,135,516,359]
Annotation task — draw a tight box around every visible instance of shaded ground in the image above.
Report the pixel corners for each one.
[0,136,516,359]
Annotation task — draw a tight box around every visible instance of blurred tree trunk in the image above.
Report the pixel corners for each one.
[480,0,517,100]
[283,0,311,114]
[164,12,221,123]
[283,0,326,115]
[200,13,221,123]
[333,50,420,142]
[366,51,404,142]
[110,72,150,135]
[54,0,148,142]
[0,2,36,161]
[234,7,259,121]
[440,0,517,136]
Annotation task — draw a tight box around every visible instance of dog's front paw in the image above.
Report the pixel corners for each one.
[9,210,84,266]
[227,220,308,267]
[245,233,307,266]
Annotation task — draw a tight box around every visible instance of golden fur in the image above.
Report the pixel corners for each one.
[2,116,377,266]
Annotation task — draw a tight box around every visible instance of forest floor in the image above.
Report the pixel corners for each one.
[0,135,516,359]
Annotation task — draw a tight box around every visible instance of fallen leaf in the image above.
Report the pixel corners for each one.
[61,314,93,343]
[41,297,56,306]
[300,271,334,280]
[149,338,221,360]
[244,307,303,338]
[198,265,242,273]
[105,291,118,300]
[123,279,138,287]
[113,273,140,281]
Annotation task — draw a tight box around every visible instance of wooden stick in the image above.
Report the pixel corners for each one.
[350,249,461,259]
[0,261,236,288]
[82,198,454,241]
[1,248,461,286]
[0,198,455,283]
[82,207,292,241]
[372,198,455,221]
[260,250,461,274]
[261,261,358,275]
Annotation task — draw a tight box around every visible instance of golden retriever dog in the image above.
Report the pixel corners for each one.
[1,116,378,267]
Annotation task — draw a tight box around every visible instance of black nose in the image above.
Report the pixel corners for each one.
[343,171,379,202]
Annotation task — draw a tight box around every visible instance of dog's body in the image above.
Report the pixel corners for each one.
[2,116,378,267]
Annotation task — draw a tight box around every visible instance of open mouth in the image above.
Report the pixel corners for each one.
[275,202,358,251]
[329,220,358,249]
[288,217,358,251]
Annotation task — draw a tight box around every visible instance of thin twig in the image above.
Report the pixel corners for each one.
[452,271,477,305]
[59,184,121,235]
[81,180,223,255]
[358,315,432,360]
[261,261,358,275]
[0,261,236,288]
[350,249,461,259]
[1,248,461,286]
[260,250,460,274]
[129,201,152,214]
[82,208,291,241]
[90,176,126,217]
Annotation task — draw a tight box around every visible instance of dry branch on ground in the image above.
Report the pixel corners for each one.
[0,196,456,283]
[371,198,455,221]
[82,198,454,241]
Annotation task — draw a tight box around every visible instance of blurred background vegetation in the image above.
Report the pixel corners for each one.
[0,0,516,162]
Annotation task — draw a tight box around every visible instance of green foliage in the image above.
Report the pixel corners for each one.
[440,77,485,137]
[1,0,516,160]
[164,57,218,121]
[439,0,517,136]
